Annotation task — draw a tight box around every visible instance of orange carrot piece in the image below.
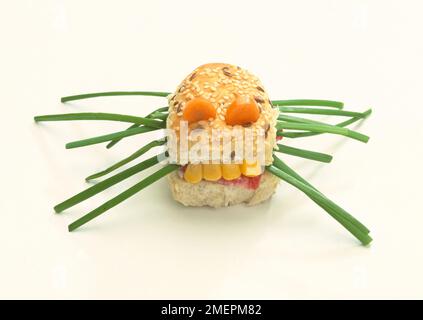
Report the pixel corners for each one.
[225,96,260,126]
[182,97,216,123]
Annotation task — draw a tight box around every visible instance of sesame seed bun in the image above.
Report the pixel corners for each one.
[166,63,279,166]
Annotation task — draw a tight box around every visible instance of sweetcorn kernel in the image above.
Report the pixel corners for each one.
[202,164,222,181]
[241,160,262,177]
[184,164,203,183]
[221,164,241,180]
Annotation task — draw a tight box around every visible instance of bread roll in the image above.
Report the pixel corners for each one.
[166,63,280,207]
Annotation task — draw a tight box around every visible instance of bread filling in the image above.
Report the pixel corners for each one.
[179,164,263,190]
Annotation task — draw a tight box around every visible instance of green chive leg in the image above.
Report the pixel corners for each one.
[106,106,169,149]
[267,165,371,245]
[34,112,165,129]
[54,153,166,213]
[65,126,161,149]
[276,144,333,163]
[272,155,370,233]
[271,99,344,109]
[68,164,178,231]
[279,107,365,117]
[278,109,372,139]
[276,121,369,143]
[86,139,167,181]
[61,91,171,103]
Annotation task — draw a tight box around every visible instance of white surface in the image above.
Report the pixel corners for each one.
[1,0,422,299]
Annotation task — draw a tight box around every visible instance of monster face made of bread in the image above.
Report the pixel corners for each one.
[166,63,280,207]
[34,62,372,243]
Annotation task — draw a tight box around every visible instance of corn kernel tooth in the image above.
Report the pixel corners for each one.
[203,164,222,181]
[241,160,262,177]
[184,164,203,183]
[221,164,242,180]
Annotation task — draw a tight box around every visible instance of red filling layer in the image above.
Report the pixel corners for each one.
[179,166,262,190]
[217,175,262,190]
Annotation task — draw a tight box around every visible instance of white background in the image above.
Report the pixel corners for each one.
[1,0,422,299]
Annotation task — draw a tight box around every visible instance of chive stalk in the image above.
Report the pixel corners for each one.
[68,164,178,231]
[106,123,140,149]
[86,139,167,181]
[271,99,344,109]
[278,114,332,125]
[61,91,170,103]
[278,109,372,139]
[279,107,365,117]
[276,144,333,163]
[106,106,169,149]
[54,153,166,213]
[272,155,370,233]
[34,113,165,129]
[276,121,369,143]
[267,165,371,245]
[149,112,169,121]
[65,126,160,149]
[153,107,170,113]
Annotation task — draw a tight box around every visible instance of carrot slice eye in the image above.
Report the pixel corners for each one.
[225,96,260,126]
[182,97,216,123]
